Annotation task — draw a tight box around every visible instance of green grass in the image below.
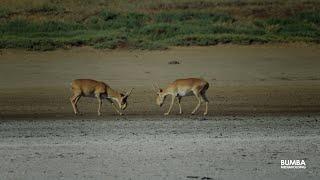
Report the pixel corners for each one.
[0,0,320,50]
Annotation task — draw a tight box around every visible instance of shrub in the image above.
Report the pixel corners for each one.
[0,18,37,33]
[0,8,10,18]
[0,19,84,34]
[93,35,128,49]
[170,34,269,46]
[296,11,320,24]
[154,11,234,23]
[130,39,168,50]
[27,3,65,14]
[99,10,118,21]
[140,23,179,39]
[125,12,149,29]
[0,37,61,51]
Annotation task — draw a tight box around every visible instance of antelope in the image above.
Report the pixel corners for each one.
[153,78,209,115]
[70,79,133,116]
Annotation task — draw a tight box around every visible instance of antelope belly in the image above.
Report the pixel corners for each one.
[83,93,96,98]
[178,90,193,96]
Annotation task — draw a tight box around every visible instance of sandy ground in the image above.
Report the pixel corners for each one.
[0,45,320,179]
[0,116,319,180]
[0,45,320,118]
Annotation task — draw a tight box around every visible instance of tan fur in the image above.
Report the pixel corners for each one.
[154,78,209,115]
[70,79,133,116]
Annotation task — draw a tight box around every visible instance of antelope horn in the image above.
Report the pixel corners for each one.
[155,82,160,89]
[126,88,134,96]
[152,84,158,92]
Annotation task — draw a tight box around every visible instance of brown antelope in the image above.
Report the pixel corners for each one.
[70,79,133,116]
[153,78,209,115]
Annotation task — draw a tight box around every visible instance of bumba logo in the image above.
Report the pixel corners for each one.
[281,160,306,169]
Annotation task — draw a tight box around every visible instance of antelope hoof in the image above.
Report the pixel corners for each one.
[164,112,170,116]
[191,112,196,115]
[119,113,123,116]
[179,111,183,115]
[203,112,208,116]
[98,113,102,116]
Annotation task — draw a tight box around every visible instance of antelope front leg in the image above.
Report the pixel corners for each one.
[70,94,81,115]
[164,95,175,115]
[177,96,182,114]
[96,94,102,116]
[204,102,208,115]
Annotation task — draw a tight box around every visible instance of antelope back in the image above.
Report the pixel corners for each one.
[71,79,107,95]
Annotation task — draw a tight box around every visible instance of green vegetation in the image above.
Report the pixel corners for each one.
[0,0,319,50]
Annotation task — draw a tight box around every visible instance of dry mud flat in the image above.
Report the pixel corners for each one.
[0,116,319,180]
[0,45,320,117]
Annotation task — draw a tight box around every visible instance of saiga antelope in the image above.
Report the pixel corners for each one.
[70,79,133,116]
[153,78,209,115]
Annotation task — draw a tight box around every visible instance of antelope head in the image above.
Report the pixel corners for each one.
[152,83,166,107]
[118,88,134,110]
